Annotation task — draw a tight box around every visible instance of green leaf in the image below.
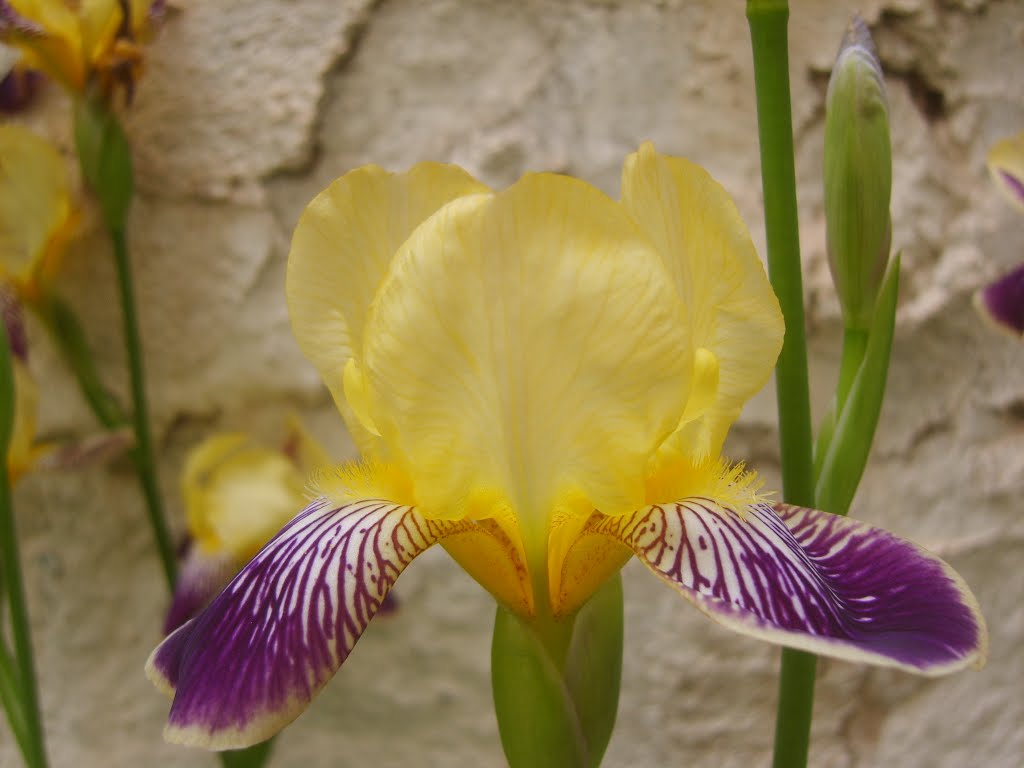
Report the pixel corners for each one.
[492,607,588,768]
[815,254,901,515]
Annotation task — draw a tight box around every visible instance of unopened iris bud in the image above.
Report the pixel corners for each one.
[824,16,892,330]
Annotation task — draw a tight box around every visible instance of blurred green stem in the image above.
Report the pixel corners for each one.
[746,2,817,767]
[0,326,48,768]
[111,228,272,766]
[34,293,126,430]
[0,642,32,760]
[109,227,176,591]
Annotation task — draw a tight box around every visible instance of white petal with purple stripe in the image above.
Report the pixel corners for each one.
[586,500,986,673]
[147,498,467,749]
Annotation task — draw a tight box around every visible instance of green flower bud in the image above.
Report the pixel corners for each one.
[824,16,892,330]
[73,95,134,231]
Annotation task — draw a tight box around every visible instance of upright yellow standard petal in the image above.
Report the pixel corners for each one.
[286,163,489,455]
[621,142,784,459]
[0,125,76,297]
[357,174,693,588]
[182,434,308,562]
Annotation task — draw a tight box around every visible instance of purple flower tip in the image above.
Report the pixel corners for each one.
[0,68,43,114]
[975,263,1024,338]
[998,170,1024,207]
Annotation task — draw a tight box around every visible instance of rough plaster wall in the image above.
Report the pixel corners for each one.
[2,0,1022,766]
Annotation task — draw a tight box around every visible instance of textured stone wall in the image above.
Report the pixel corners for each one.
[3,1,1023,766]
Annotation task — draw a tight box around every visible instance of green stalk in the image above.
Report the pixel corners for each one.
[113,226,273,768]
[34,292,126,430]
[746,3,817,767]
[219,740,275,768]
[109,227,176,590]
[0,627,32,760]
[0,328,48,768]
[493,607,588,768]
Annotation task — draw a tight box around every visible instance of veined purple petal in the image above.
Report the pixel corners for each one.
[974,263,1024,338]
[147,498,466,749]
[587,500,986,674]
[163,540,235,635]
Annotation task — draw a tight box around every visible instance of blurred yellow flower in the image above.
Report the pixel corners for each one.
[0,0,162,101]
[0,124,78,303]
[165,416,333,633]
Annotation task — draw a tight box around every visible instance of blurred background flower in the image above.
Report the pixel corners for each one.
[975,131,1024,339]
[165,416,332,634]
[0,124,78,305]
[0,0,163,103]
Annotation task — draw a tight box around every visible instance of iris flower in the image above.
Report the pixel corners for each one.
[975,130,1024,338]
[0,0,161,102]
[0,124,77,303]
[165,418,333,635]
[148,144,986,749]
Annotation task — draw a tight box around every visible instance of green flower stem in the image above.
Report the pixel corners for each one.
[219,740,275,768]
[492,574,625,768]
[0,329,48,768]
[109,226,176,591]
[746,2,817,767]
[493,607,588,768]
[113,224,273,768]
[34,293,126,430]
[0,641,32,760]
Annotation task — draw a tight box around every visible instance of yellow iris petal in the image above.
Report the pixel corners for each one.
[286,163,489,455]
[182,433,308,562]
[0,125,76,297]
[359,173,693,580]
[621,142,784,459]
[5,0,86,89]
[79,0,124,64]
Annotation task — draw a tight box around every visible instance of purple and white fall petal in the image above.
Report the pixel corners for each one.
[587,500,986,674]
[147,498,466,749]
